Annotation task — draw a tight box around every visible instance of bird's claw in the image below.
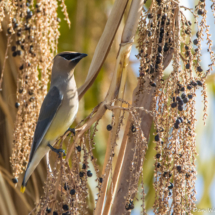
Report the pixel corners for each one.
[66,128,76,136]
[48,143,66,159]
[56,149,66,158]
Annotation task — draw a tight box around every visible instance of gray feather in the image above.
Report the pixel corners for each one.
[28,86,63,163]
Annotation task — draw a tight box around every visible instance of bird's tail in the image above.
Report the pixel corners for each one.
[20,184,26,193]
[20,163,29,193]
[20,145,50,193]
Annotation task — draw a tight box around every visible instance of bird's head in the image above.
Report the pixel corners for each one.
[53,51,87,73]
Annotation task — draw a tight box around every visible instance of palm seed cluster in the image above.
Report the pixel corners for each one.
[29,104,114,214]
[136,0,214,214]
[0,0,69,180]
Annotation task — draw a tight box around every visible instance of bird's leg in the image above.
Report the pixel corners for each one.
[47,143,66,158]
[65,128,76,136]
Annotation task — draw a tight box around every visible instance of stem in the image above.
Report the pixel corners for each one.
[103,116,131,215]
[101,1,145,214]
[94,42,132,215]
[78,0,129,100]
[0,36,11,91]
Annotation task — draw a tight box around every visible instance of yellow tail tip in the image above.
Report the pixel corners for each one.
[20,186,26,193]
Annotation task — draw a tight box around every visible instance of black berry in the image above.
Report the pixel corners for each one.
[190,81,197,87]
[15,102,20,108]
[155,134,160,141]
[79,172,84,178]
[64,183,69,191]
[148,13,153,19]
[131,125,136,133]
[188,94,193,99]
[187,85,192,90]
[87,170,93,177]
[178,117,183,123]
[70,189,75,195]
[193,39,198,45]
[186,63,190,69]
[62,204,69,211]
[183,98,189,103]
[19,65,24,70]
[46,208,51,213]
[176,96,182,102]
[125,201,134,210]
[17,50,22,56]
[198,9,204,15]
[107,124,112,131]
[156,153,161,159]
[177,166,182,172]
[171,102,177,108]
[11,46,16,52]
[76,146,81,152]
[197,66,203,72]
[174,123,179,129]
[197,81,203,86]
[178,105,183,111]
[181,93,186,99]
[163,172,168,177]
[178,100,184,106]
[7,28,12,34]
[26,11,33,19]
[168,183,174,189]
[12,178,18,183]
[176,119,181,124]
[12,51,17,57]
[150,82,156,87]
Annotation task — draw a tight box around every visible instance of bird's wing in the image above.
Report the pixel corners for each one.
[28,86,63,163]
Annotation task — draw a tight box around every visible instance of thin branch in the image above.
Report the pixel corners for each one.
[0,94,14,127]
[0,36,11,91]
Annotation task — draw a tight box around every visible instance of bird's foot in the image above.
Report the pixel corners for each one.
[48,143,66,158]
[65,128,76,136]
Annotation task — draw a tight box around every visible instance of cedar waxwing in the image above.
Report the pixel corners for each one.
[20,51,87,193]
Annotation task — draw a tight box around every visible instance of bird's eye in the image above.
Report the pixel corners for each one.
[60,53,81,61]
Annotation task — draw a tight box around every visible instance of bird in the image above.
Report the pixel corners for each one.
[20,51,87,193]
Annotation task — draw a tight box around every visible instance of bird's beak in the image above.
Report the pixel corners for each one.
[71,53,87,62]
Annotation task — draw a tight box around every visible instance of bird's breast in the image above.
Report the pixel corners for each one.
[44,87,79,141]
